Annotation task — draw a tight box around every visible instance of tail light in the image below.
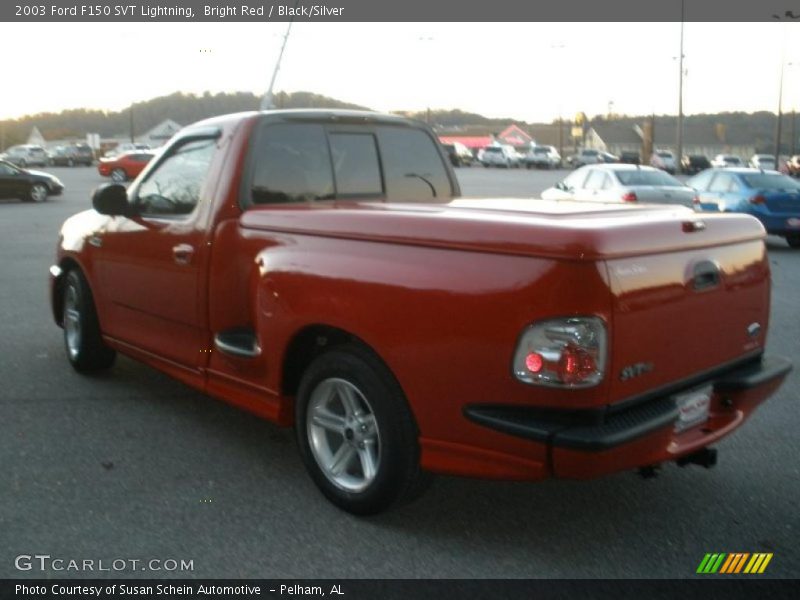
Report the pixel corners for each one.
[692,195,700,205]
[621,191,638,202]
[749,195,766,205]
[513,317,607,388]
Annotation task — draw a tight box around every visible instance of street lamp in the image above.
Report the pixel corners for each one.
[676,0,685,168]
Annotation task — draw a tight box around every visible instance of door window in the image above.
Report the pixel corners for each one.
[136,138,216,216]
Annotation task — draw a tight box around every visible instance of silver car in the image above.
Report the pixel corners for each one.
[0,144,49,168]
[541,164,696,208]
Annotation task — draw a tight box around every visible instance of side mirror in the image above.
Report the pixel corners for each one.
[92,183,129,216]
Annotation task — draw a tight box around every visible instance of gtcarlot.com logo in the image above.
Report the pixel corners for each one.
[14,554,194,573]
[696,552,773,574]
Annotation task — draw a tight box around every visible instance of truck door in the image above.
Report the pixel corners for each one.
[92,133,220,369]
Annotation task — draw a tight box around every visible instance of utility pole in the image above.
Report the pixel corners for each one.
[676,0,685,166]
[260,0,298,111]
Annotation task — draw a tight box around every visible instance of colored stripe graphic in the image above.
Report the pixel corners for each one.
[699,552,773,574]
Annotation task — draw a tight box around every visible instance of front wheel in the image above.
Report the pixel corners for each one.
[29,183,49,203]
[295,345,428,515]
[62,269,116,372]
[787,234,800,249]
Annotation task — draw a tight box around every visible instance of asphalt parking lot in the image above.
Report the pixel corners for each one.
[1,165,798,579]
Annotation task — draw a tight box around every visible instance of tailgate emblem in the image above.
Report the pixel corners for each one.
[620,362,654,381]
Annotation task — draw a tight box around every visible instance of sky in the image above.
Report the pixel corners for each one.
[1,21,799,123]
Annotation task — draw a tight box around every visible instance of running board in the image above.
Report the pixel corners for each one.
[214,328,261,358]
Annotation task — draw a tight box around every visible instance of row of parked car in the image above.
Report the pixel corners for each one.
[0,142,156,169]
[541,163,800,248]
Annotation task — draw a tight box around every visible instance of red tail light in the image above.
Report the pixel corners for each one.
[621,191,638,202]
[749,195,766,204]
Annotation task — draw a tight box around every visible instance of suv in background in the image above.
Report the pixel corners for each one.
[749,154,776,170]
[49,144,95,167]
[650,150,677,174]
[524,145,561,169]
[619,151,641,165]
[481,145,520,168]
[441,141,474,167]
[1,144,49,168]
[711,154,744,168]
[681,154,711,174]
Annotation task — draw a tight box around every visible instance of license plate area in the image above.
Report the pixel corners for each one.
[673,386,712,433]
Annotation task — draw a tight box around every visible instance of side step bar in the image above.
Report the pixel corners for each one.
[214,328,261,358]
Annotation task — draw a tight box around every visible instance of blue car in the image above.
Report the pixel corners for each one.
[688,168,800,248]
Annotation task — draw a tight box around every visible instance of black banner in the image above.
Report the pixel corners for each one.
[3,579,800,600]
[3,0,800,22]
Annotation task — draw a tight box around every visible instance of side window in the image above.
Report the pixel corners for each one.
[376,126,452,201]
[584,170,607,190]
[708,173,732,193]
[251,123,334,204]
[0,163,14,175]
[329,133,382,197]
[136,138,216,217]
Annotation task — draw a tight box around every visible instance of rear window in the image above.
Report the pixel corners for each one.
[533,147,549,154]
[248,121,451,205]
[616,170,683,187]
[485,147,502,154]
[723,157,740,163]
[741,173,800,190]
[657,152,673,158]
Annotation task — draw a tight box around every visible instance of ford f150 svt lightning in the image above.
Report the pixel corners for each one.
[50,110,791,514]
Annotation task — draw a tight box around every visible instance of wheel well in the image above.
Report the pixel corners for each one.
[281,325,367,396]
[52,258,82,326]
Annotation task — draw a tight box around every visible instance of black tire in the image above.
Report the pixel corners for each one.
[62,269,116,372]
[787,234,800,249]
[295,344,429,515]
[29,183,49,203]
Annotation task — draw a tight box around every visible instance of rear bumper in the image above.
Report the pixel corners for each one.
[465,355,791,479]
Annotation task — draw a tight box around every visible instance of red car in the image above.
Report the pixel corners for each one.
[97,151,154,182]
[50,110,791,515]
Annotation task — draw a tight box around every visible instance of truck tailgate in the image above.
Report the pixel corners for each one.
[606,239,770,405]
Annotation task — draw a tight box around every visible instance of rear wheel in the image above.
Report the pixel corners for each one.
[295,344,428,515]
[787,234,800,249]
[63,269,116,372]
[110,168,127,182]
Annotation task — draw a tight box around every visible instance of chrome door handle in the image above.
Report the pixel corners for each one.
[172,243,194,265]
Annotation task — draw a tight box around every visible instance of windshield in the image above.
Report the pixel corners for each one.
[723,157,740,164]
[485,147,502,154]
[657,152,673,158]
[533,147,549,154]
[616,170,684,187]
[741,173,800,190]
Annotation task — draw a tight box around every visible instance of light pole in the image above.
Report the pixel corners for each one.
[676,0,685,167]
[261,0,299,111]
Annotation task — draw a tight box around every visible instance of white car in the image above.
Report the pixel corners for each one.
[524,145,561,169]
[481,145,521,168]
[749,154,776,170]
[711,154,744,168]
[650,150,677,174]
[541,163,696,208]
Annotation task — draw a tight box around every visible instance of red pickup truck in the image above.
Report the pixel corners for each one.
[50,110,791,514]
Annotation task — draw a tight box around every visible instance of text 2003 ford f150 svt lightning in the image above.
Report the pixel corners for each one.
[50,110,791,514]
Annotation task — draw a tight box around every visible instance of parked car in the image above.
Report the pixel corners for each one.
[97,151,155,182]
[441,142,474,167]
[49,144,95,167]
[0,144,50,168]
[567,148,603,168]
[481,145,520,168]
[688,168,800,248]
[681,154,711,175]
[711,154,744,168]
[650,150,677,174]
[523,145,561,169]
[619,151,641,165]
[541,163,695,207]
[104,142,152,158]
[0,159,64,202]
[749,154,776,170]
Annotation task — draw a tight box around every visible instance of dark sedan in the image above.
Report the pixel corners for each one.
[681,154,711,175]
[0,160,64,203]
